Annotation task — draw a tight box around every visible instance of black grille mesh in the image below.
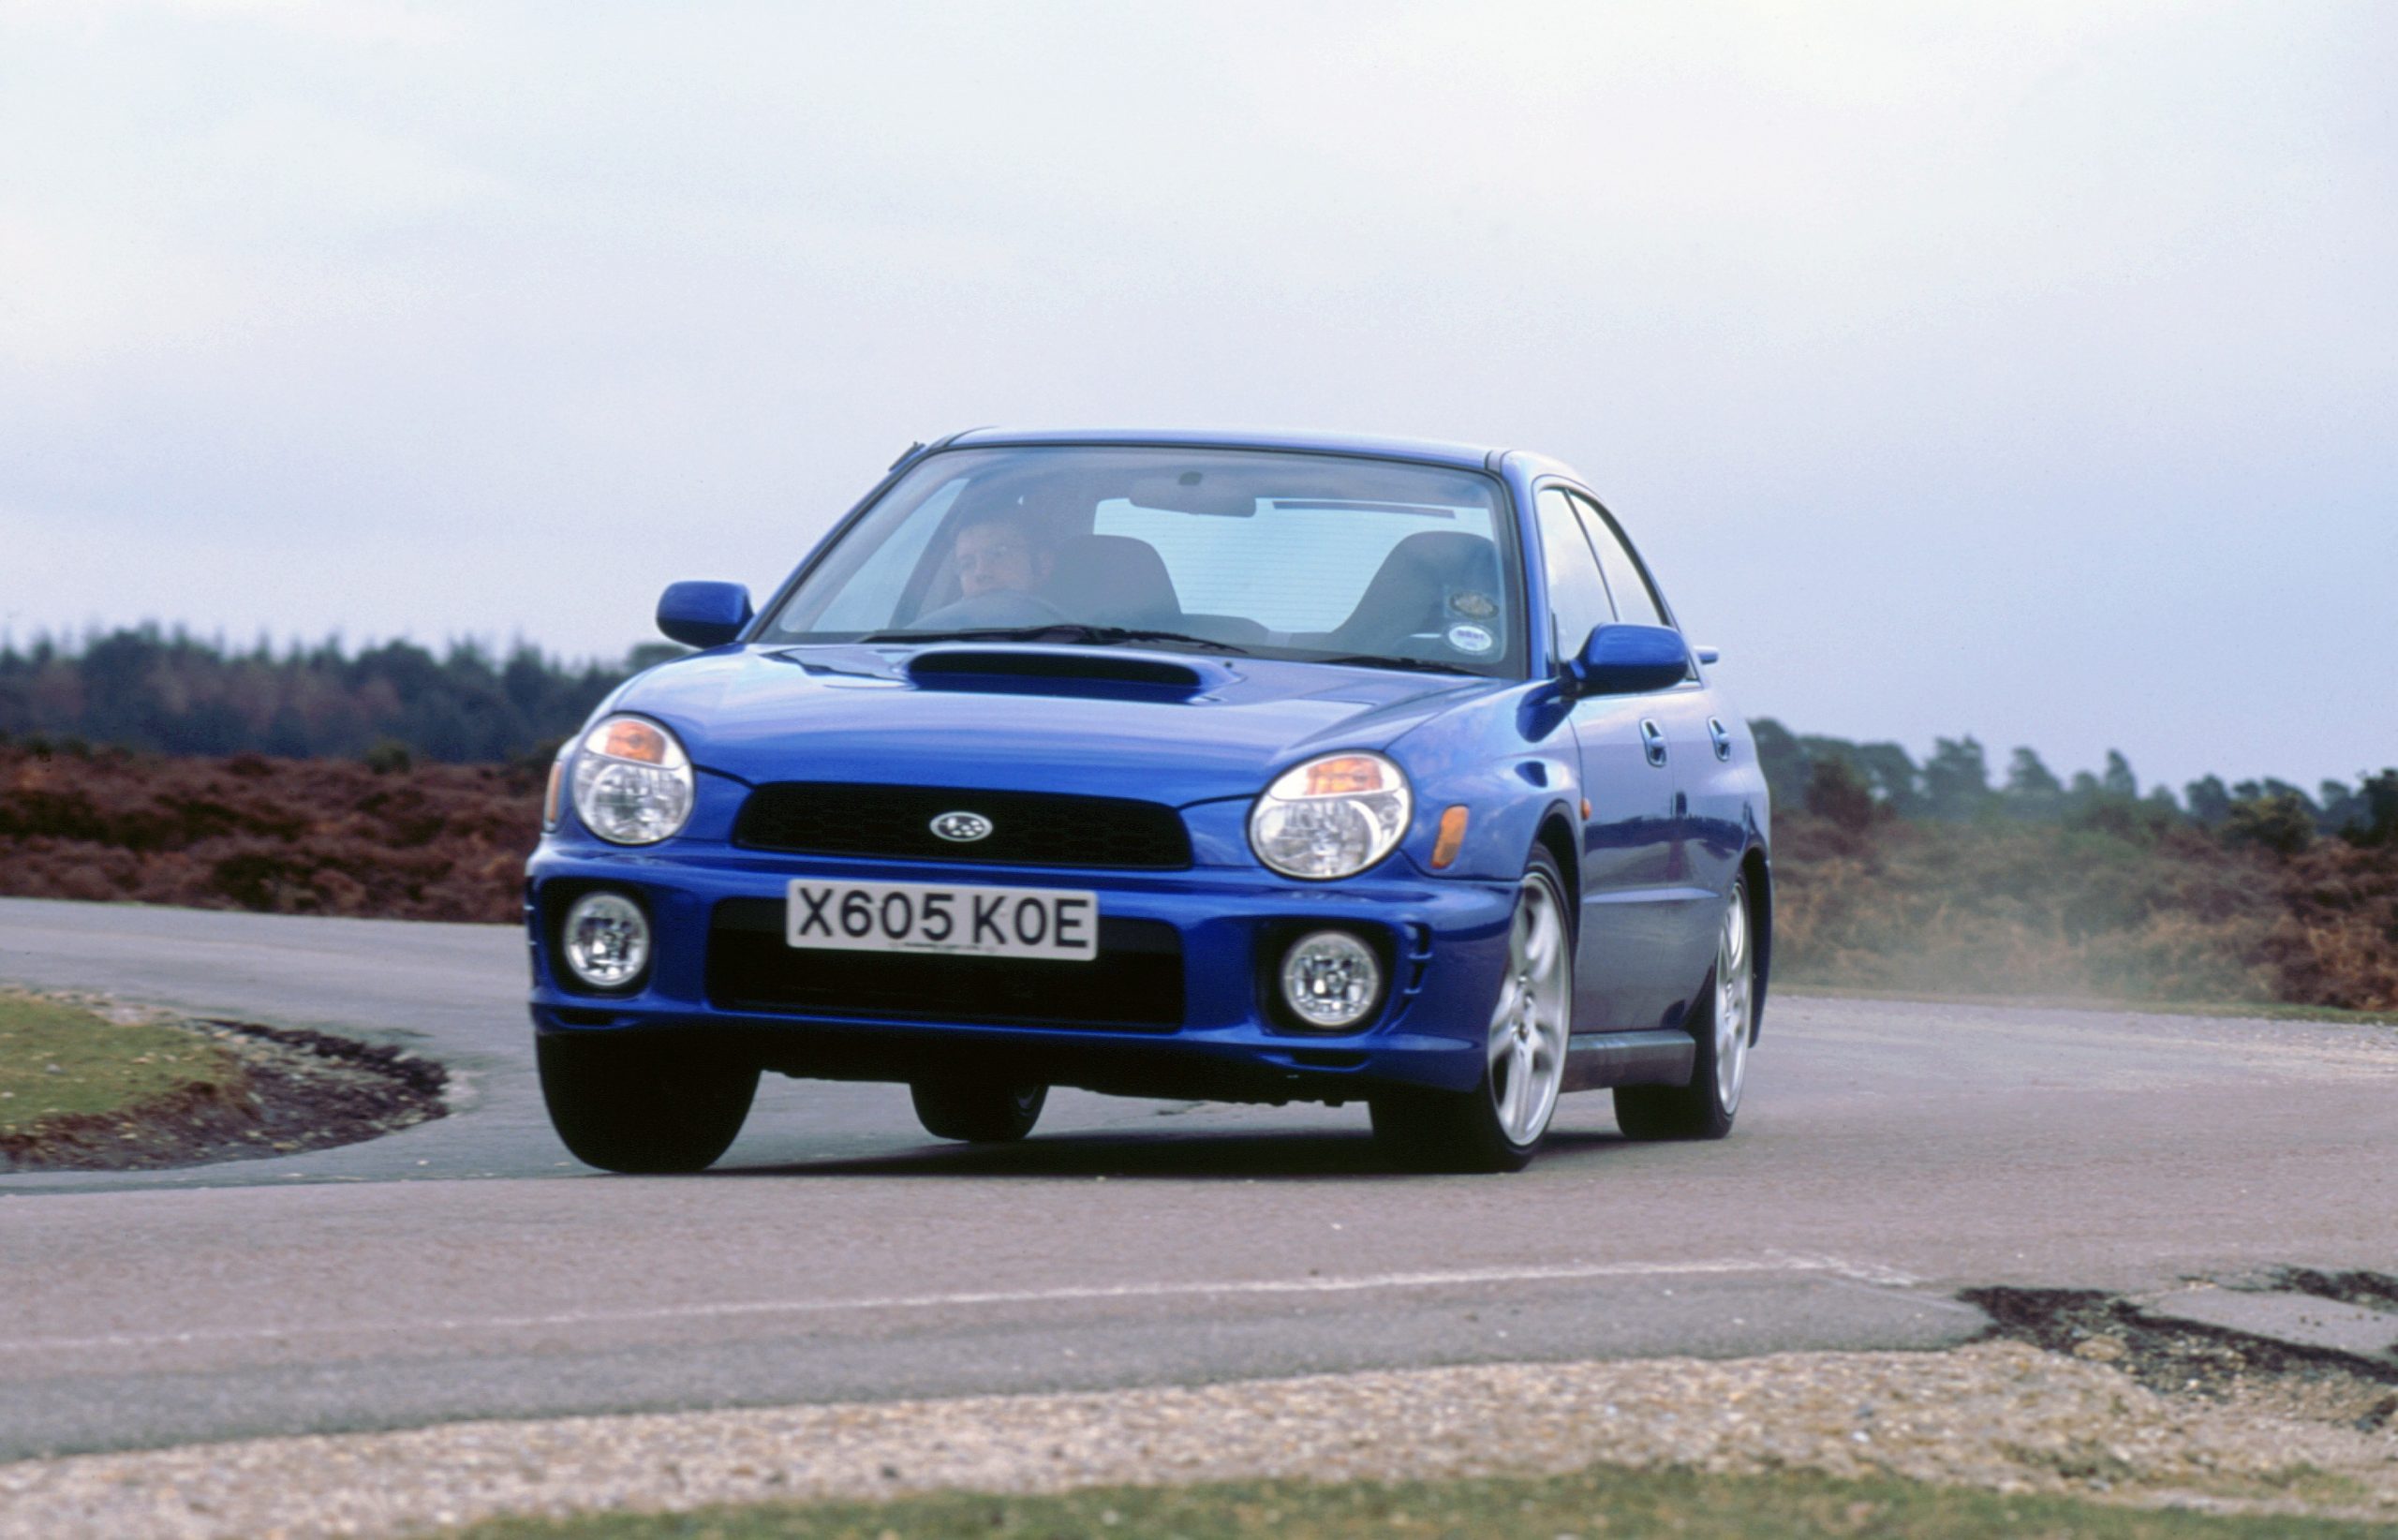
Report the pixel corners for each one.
[733,782,1191,870]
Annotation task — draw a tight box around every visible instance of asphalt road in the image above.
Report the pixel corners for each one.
[3,896,2394,1462]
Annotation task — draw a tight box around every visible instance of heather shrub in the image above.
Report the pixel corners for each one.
[0,744,540,923]
[1768,807,2387,1009]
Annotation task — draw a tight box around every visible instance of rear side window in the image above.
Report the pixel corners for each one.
[1568,491,1668,629]
[1533,489,1613,661]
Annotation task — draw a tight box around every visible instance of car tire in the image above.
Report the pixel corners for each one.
[1614,877,1754,1141]
[1370,848,1573,1174]
[911,1078,1047,1143]
[537,1031,760,1174]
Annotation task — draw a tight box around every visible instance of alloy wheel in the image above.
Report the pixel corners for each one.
[1714,881,1754,1114]
[1488,867,1570,1145]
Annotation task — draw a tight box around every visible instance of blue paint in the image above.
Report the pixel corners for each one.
[655,581,753,649]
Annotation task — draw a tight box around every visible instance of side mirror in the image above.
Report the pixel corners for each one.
[1566,623,1691,697]
[657,581,753,648]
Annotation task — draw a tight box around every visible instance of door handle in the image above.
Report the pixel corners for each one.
[1707,717,1733,762]
[1639,719,1667,768]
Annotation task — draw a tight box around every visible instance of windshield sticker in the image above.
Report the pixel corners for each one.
[1444,623,1496,655]
[1445,589,1498,620]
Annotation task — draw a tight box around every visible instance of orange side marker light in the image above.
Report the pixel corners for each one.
[1430,806,1470,868]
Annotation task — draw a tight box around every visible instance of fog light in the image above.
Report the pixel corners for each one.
[1280,930,1382,1030]
[561,890,649,989]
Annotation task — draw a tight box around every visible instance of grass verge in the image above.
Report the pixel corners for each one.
[0,992,241,1133]
[451,1466,2394,1540]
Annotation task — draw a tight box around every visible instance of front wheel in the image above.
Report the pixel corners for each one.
[1614,877,1754,1141]
[538,1032,759,1173]
[1371,850,1572,1174]
[911,1078,1047,1143]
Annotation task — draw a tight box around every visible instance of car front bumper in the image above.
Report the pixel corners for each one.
[525,838,1517,1101]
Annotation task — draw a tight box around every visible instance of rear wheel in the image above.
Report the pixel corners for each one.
[1371,850,1571,1174]
[537,1032,759,1174]
[1614,878,1753,1141]
[911,1078,1047,1143]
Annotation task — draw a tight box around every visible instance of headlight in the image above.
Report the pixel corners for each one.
[1249,751,1413,880]
[570,715,694,845]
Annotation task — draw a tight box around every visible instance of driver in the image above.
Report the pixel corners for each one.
[950,507,1055,600]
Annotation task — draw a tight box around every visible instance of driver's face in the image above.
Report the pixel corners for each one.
[954,521,1047,598]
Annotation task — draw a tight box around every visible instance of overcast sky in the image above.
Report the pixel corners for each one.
[3,1,2391,792]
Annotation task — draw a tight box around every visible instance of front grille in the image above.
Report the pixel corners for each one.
[706,899,1184,1030]
[733,782,1191,870]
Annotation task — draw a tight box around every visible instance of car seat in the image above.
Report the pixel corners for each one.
[1045,534,1183,629]
[1326,531,1502,656]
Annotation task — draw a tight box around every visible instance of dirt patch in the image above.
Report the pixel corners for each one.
[1,1007,447,1173]
[1963,1275,2398,1439]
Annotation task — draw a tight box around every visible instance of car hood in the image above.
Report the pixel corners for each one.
[610,644,1494,805]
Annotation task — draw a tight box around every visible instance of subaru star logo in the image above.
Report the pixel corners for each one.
[930,810,994,842]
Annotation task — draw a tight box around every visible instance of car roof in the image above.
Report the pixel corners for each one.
[942,425,1511,472]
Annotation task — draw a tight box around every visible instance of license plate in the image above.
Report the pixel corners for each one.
[785,879,1100,961]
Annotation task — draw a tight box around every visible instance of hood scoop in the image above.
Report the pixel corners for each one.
[906,646,1214,701]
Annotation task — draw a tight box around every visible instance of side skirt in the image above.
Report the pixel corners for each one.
[1560,1029,1695,1092]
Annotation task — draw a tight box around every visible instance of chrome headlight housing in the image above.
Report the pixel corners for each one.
[1248,751,1413,880]
[570,715,694,845]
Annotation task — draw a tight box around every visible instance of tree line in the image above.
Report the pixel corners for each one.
[0,628,683,766]
[1753,720,2398,853]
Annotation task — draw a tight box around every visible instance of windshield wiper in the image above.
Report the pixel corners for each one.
[861,626,1061,644]
[860,624,1249,654]
[1310,654,1482,676]
[1073,626,1250,654]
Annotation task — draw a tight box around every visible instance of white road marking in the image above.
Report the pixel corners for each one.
[0,1253,1917,1357]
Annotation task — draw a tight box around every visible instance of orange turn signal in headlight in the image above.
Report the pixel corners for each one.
[1429,805,1470,868]
[1302,755,1390,797]
[542,758,565,829]
[598,718,670,764]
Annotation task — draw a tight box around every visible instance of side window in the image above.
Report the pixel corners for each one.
[1568,492,1668,629]
[1533,488,1614,662]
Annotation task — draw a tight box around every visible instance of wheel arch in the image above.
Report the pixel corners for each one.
[1532,805,1579,937]
[1739,844,1772,1041]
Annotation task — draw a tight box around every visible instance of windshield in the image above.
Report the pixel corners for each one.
[762,446,1524,678]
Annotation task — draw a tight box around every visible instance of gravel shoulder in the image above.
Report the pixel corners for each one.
[4,1340,2394,1539]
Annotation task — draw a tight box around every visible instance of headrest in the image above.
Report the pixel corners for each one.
[1330,531,1502,650]
[1046,534,1183,628]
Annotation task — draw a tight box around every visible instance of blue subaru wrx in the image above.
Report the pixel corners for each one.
[527,429,1770,1174]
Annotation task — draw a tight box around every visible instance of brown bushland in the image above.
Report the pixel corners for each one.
[0,742,540,923]
[2,743,2392,1012]
[1773,807,2398,1012]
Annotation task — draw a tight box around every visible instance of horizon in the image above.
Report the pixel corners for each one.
[3,618,2384,806]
